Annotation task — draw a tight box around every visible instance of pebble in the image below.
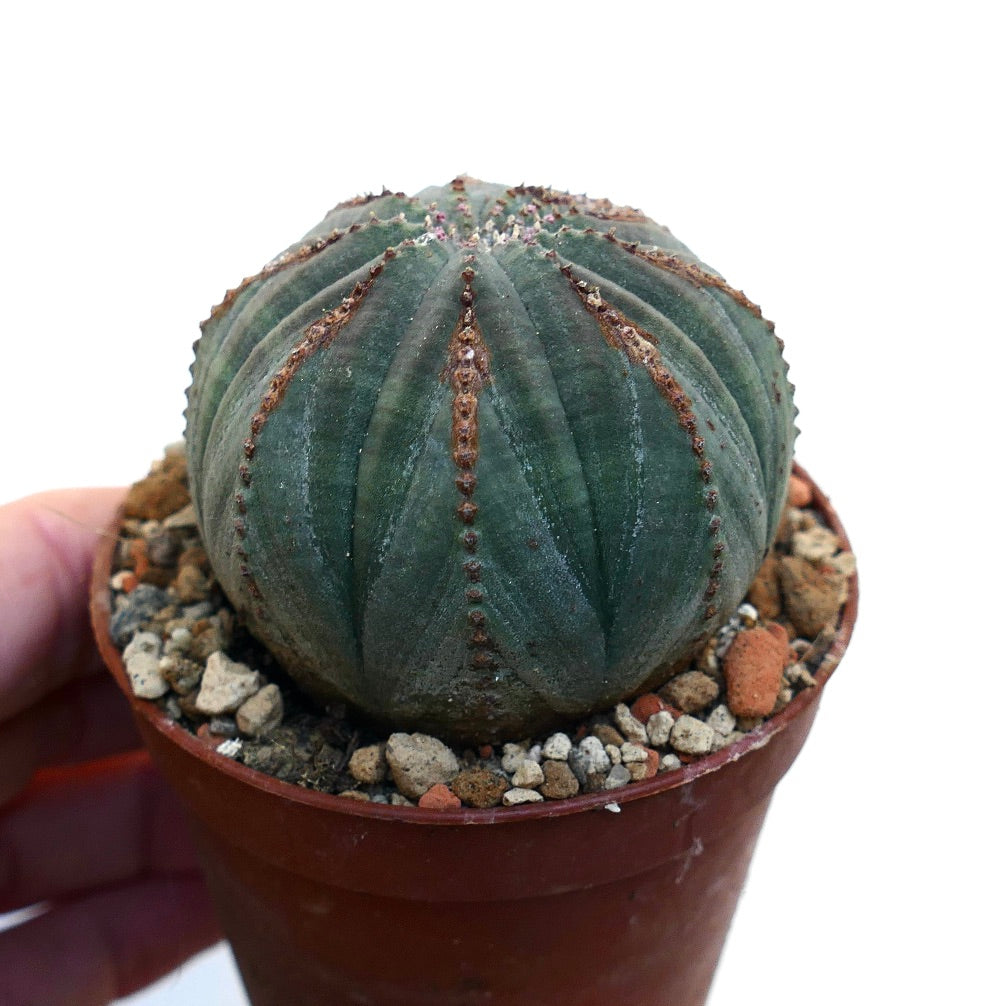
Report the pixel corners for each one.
[123,631,168,699]
[706,704,737,737]
[109,583,170,646]
[123,472,190,521]
[778,556,846,639]
[236,684,284,738]
[173,564,212,604]
[646,710,674,747]
[164,626,193,655]
[110,569,136,592]
[195,651,263,716]
[502,787,544,806]
[339,789,371,802]
[591,723,625,748]
[670,716,716,755]
[158,653,203,694]
[209,716,238,737]
[659,753,683,773]
[629,693,665,723]
[501,742,529,774]
[539,760,580,799]
[620,742,648,764]
[385,732,460,800]
[570,736,611,779]
[791,526,839,564]
[512,759,544,789]
[604,764,632,789]
[605,743,622,765]
[348,743,388,784]
[787,474,814,508]
[163,502,198,529]
[146,531,180,568]
[541,732,572,761]
[613,703,648,743]
[747,554,782,620]
[450,767,509,808]
[723,624,790,718]
[662,670,720,713]
[626,752,658,781]
[418,782,462,810]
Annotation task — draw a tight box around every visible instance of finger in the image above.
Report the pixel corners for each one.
[0,487,125,723]
[0,873,221,1006]
[0,672,141,807]
[1,751,202,913]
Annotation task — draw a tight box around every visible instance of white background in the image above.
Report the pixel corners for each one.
[2,1,1002,1003]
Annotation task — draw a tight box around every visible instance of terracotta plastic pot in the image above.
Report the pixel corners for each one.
[91,464,856,1006]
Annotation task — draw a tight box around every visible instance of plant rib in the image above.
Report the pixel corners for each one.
[559,261,724,623]
[231,251,393,615]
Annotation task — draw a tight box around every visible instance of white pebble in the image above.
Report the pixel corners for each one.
[123,631,167,699]
[541,732,572,760]
[110,570,134,591]
[165,627,193,655]
[570,736,612,782]
[620,742,648,763]
[511,759,544,789]
[706,704,737,737]
[792,526,839,563]
[385,732,460,800]
[646,710,674,747]
[659,753,683,773]
[215,738,242,758]
[195,651,263,715]
[832,551,857,577]
[613,703,648,743]
[605,743,622,765]
[236,684,284,738]
[670,715,716,755]
[502,787,544,806]
[738,603,759,627]
[501,742,528,774]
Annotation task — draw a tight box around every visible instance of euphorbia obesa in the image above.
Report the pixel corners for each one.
[185,177,795,742]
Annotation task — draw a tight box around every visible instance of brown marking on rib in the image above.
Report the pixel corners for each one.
[332,187,405,210]
[602,232,774,328]
[507,185,651,223]
[443,264,501,674]
[231,258,385,611]
[560,262,726,624]
[204,226,350,326]
[247,271,380,452]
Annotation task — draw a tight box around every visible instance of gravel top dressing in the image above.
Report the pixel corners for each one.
[106,445,855,810]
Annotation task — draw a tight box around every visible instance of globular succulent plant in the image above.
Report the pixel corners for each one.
[186,177,795,743]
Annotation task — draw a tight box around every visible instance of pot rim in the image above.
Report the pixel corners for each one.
[91,461,856,828]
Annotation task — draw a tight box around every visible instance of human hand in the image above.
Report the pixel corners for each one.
[0,489,222,1005]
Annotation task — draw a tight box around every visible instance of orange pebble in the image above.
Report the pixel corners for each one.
[642,748,660,779]
[630,693,666,723]
[418,783,462,810]
[723,626,790,718]
[787,474,813,508]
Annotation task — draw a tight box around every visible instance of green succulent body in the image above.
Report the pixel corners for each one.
[185,178,795,742]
